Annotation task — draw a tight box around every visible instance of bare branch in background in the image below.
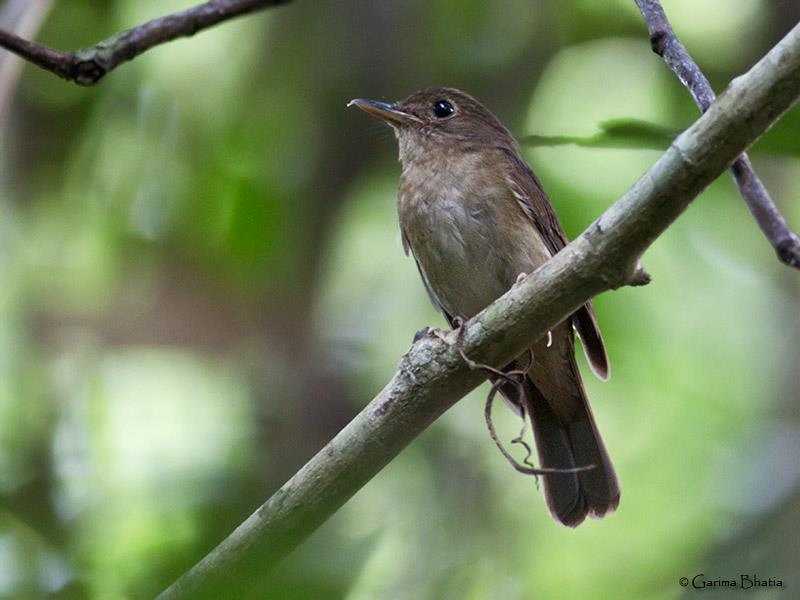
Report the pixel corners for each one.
[157,23,800,600]
[0,0,52,122]
[0,0,290,86]
[634,0,800,269]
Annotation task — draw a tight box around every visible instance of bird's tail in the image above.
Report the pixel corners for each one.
[512,374,619,527]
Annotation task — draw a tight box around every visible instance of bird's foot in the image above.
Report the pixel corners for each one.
[630,261,651,286]
[450,317,498,374]
[412,325,451,345]
[412,326,432,343]
[413,319,493,373]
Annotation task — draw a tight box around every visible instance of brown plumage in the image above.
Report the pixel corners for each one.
[349,87,618,527]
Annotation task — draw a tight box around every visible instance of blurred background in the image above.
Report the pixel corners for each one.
[1,1,799,598]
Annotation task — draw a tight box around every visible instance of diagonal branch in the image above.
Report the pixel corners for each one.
[157,22,800,600]
[0,0,290,86]
[634,0,800,269]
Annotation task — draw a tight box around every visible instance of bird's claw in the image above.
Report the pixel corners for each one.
[412,325,451,345]
[630,261,651,286]
[413,326,432,343]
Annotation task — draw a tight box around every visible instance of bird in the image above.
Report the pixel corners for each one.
[348,87,618,527]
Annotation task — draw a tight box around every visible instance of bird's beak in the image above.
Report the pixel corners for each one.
[347,98,420,125]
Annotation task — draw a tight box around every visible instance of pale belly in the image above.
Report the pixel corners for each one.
[400,191,552,320]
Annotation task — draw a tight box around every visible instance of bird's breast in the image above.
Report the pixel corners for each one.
[398,160,550,319]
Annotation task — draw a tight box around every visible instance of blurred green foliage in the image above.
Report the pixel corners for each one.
[1,1,800,599]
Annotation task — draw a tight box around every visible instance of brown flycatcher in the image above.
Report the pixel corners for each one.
[349,88,618,527]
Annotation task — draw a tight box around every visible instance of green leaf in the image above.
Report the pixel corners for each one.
[521,118,677,151]
[522,109,800,156]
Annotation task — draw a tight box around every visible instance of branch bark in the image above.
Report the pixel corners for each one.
[0,0,290,86]
[635,0,800,268]
[157,21,800,600]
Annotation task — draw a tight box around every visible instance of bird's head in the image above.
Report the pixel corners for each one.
[349,87,514,164]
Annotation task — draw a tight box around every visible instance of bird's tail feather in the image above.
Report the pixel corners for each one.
[501,375,619,527]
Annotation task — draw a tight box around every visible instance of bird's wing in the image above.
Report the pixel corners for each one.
[402,231,458,329]
[500,146,568,256]
[499,145,609,380]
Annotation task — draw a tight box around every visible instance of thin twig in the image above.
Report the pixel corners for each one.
[157,24,800,598]
[458,343,593,475]
[510,418,537,471]
[0,0,290,86]
[483,374,595,476]
[634,0,800,269]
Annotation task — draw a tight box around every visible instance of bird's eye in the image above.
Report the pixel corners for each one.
[432,99,455,118]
